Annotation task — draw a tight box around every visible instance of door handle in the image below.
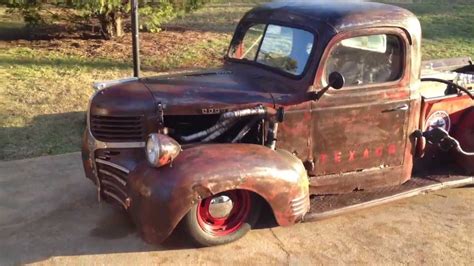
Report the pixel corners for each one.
[382,104,409,113]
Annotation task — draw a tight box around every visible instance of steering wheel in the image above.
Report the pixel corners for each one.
[421,77,473,99]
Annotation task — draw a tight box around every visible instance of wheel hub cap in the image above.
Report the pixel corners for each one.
[196,190,252,236]
[208,195,234,219]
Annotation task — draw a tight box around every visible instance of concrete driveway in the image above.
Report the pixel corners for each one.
[0,153,473,265]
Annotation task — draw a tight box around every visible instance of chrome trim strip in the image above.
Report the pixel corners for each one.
[423,93,472,101]
[99,169,127,186]
[101,180,128,198]
[87,90,103,201]
[97,142,145,149]
[291,198,308,206]
[290,194,310,217]
[96,159,130,174]
[93,77,139,91]
[104,190,128,209]
[291,194,307,203]
[292,202,309,211]
[293,209,308,216]
[292,203,309,211]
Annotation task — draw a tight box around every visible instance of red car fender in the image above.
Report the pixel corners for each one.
[127,144,309,244]
[452,107,474,173]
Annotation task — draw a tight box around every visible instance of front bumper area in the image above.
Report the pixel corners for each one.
[82,128,145,207]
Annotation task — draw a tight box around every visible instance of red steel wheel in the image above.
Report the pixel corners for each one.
[197,190,251,236]
[182,190,261,246]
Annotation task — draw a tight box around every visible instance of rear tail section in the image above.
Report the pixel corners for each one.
[417,95,473,174]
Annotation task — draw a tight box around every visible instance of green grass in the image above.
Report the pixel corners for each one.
[0,48,132,159]
[1,0,473,160]
[392,0,474,59]
[169,2,261,33]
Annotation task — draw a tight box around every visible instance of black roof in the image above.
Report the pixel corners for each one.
[244,1,418,34]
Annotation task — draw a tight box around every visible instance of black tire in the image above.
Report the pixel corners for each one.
[182,190,262,247]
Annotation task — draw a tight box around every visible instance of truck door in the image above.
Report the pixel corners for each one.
[310,29,415,193]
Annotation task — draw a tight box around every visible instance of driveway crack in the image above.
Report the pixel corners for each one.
[269,228,290,263]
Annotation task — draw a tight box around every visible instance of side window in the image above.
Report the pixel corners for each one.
[325,34,403,86]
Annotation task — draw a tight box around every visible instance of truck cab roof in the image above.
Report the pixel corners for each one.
[243,1,419,37]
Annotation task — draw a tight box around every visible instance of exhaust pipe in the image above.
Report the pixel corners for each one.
[131,0,140,78]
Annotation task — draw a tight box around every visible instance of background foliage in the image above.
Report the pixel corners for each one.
[3,0,211,38]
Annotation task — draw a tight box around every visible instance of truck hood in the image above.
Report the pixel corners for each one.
[141,69,277,115]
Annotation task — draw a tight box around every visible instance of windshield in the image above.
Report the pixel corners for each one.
[229,24,315,76]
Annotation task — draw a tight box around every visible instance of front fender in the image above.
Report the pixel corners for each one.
[127,144,309,244]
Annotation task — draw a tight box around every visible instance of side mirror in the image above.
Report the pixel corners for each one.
[328,71,345,90]
[309,71,345,101]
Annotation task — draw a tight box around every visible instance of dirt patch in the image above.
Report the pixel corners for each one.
[0,30,228,67]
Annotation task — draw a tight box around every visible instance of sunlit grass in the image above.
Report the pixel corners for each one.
[0,48,134,159]
[400,1,474,59]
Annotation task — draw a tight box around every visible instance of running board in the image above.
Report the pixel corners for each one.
[304,174,473,222]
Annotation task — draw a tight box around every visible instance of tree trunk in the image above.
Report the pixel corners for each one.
[113,15,123,38]
[99,14,113,39]
[98,12,124,40]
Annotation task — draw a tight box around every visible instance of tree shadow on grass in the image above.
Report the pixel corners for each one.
[0,112,87,160]
[0,15,104,41]
[0,56,131,71]
[164,3,255,34]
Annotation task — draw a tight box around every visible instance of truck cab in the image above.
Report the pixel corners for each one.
[82,2,473,246]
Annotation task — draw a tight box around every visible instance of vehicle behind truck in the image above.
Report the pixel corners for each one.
[81,1,473,246]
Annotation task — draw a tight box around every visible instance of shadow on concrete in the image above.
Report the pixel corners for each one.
[0,143,278,265]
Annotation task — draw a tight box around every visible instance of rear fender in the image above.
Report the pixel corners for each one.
[452,107,474,173]
[418,95,473,173]
[127,144,309,244]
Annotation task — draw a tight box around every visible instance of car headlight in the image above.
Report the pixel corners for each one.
[146,133,181,168]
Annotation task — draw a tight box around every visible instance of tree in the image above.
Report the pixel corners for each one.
[73,0,130,39]
[5,0,130,39]
[4,0,44,27]
[4,0,211,40]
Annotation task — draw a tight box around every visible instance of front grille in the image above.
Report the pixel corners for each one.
[96,158,129,209]
[90,115,145,142]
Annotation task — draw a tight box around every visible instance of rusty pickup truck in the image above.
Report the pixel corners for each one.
[81,1,473,246]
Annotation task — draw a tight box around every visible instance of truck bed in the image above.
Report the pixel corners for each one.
[420,57,473,98]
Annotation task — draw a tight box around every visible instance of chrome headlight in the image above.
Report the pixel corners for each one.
[146,133,181,168]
